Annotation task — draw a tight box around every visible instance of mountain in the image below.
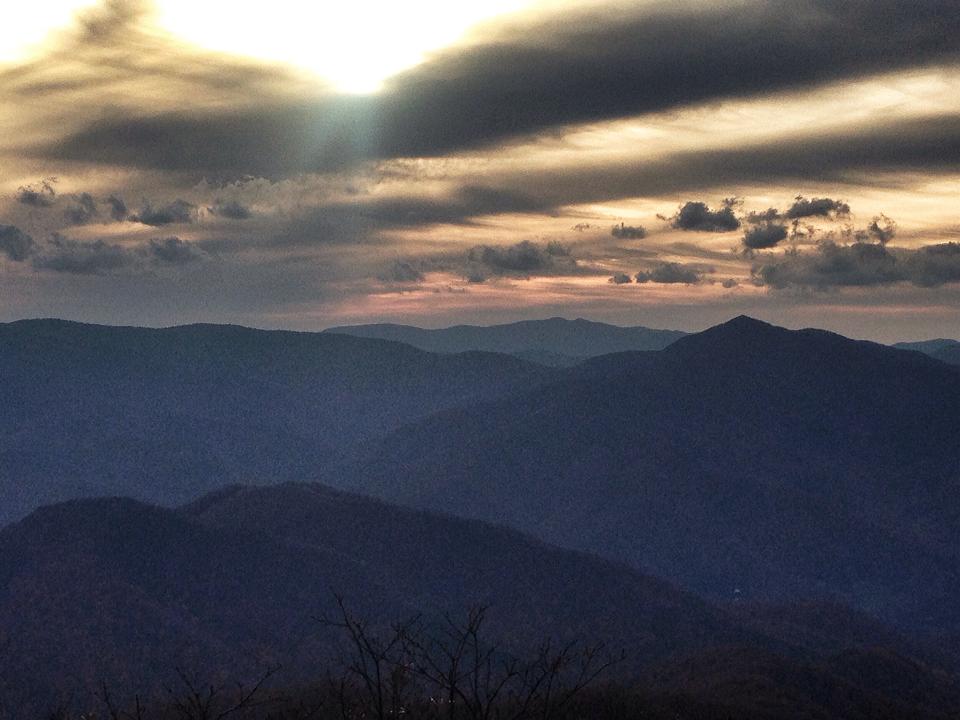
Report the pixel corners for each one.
[894,338,960,366]
[352,316,960,639]
[324,317,685,365]
[935,345,960,365]
[0,319,553,525]
[3,483,956,719]
[0,483,749,716]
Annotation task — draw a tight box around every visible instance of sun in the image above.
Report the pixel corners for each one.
[159,0,534,93]
[3,0,532,94]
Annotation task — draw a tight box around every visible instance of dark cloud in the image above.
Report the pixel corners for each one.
[63,192,99,225]
[611,223,646,239]
[905,242,960,287]
[299,186,552,237]
[132,199,197,226]
[746,208,781,224]
[864,214,897,243]
[635,262,705,284]
[673,201,740,232]
[609,272,632,284]
[466,240,578,280]
[381,260,424,283]
[42,1,960,174]
[106,195,128,222]
[16,180,57,208]
[0,225,36,262]
[210,199,252,220]
[454,114,960,220]
[785,196,850,219]
[753,241,960,289]
[33,235,134,275]
[743,223,789,250]
[168,111,960,242]
[148,237,206,265]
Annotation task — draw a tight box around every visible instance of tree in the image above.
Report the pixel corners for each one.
[321,594,623,720]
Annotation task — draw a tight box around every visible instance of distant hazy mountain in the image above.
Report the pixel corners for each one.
[894,338,960,366]
[325,317,686,365]
[0,319,554,525]
[354,316,960,639]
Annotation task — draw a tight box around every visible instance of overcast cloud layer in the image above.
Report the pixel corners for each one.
[1,0,959,341]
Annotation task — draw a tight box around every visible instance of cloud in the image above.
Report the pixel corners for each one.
[905,242,960,287]
[16,180,57,208]
[753,241,960,289]
[864,214,897,243]
[33,235,135,274]
[403,114,960,220]
[380,260,424,283]
[63,193,99,225]
[743,223,789,250]
[673,200,740,232]
[27,233,208,274]
[746,208,781,224]
[0,225,36,261]
[298,186,552,237]
[466,240,579,280]
[609,272,633,284]
[106,195,128,222]
[611,223,646,239]
[635,262,705,284]
[785,196,850,219]
[209,199,252,220]
[132,199,197,226]
[40,1,960,174]
[148,237,206,265]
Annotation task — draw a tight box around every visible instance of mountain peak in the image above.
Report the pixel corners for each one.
[716,315,777,332]
[672,315,786,352]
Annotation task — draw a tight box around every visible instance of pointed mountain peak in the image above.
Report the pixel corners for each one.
[722,314,774,330]
[668,315,819,362]
[681,315,784,344]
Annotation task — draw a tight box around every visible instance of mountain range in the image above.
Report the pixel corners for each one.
[2,482,958,718]
[2,314,960,717]
[325,316,686,365]
[350,317,960,641]
[0,318,553,525]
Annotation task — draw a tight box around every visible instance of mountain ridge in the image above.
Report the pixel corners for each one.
[0,319,555,526]
[350,315,960,638]
[324,316,686,363]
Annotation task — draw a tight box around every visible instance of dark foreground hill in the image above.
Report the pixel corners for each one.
[325,316,685,365]
[353,316,960,639]
[2,483,958,719]
[0,484,737,716]
[0,319,553,525]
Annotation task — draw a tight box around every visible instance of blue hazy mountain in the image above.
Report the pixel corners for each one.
[894,338,960,365]
[353,316,960,641]
[325,317,686,365]
[0,319,554,525]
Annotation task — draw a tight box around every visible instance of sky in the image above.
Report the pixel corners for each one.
[1,0,959,341]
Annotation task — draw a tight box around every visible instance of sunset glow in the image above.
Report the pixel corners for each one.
[0,0,958,340]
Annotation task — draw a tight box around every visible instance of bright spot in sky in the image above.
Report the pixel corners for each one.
[157,0,533,93]
[0,0,532,94]
[0,0,100,63]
